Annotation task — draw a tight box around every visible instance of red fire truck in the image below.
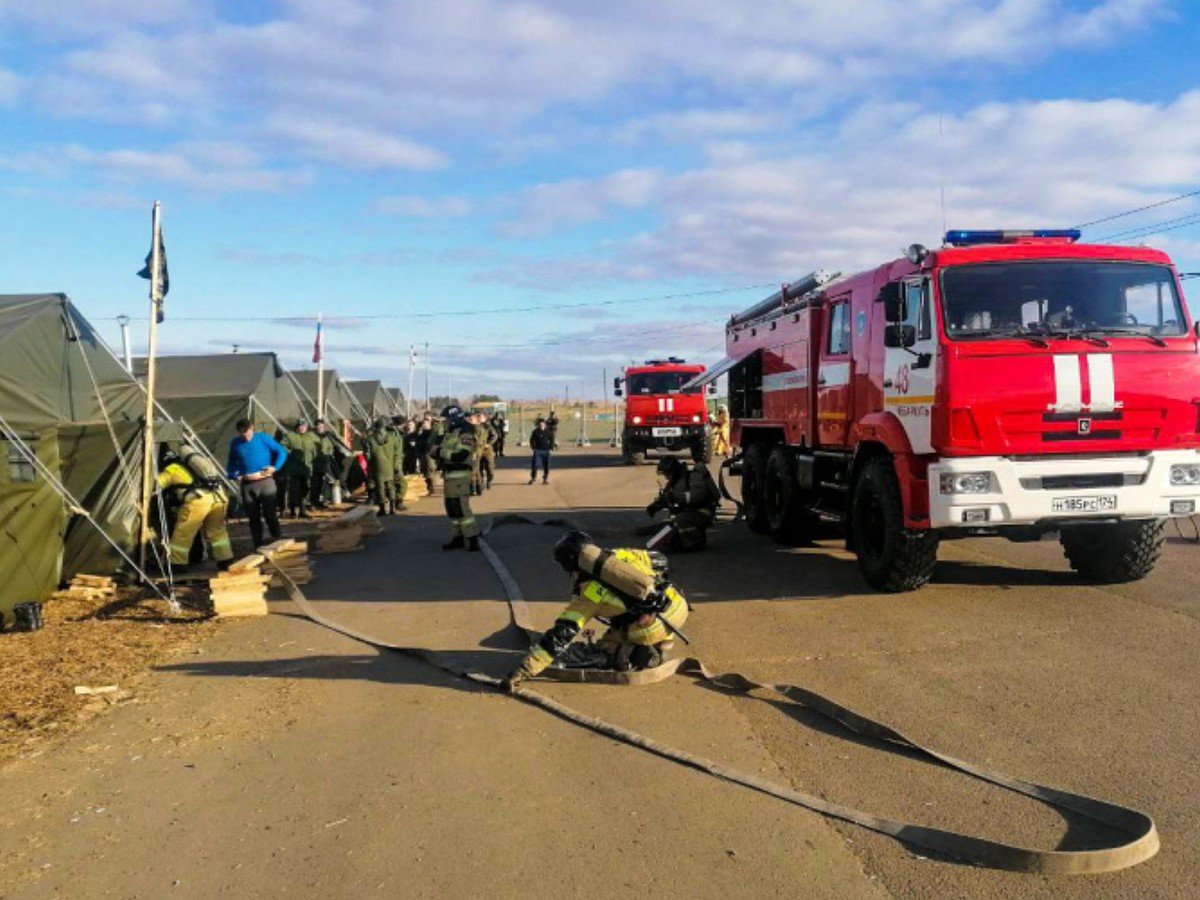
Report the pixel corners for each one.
[691,230,1200,591]
[614,358,714,464]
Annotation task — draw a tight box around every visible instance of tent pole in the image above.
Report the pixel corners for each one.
[137,201,163,571]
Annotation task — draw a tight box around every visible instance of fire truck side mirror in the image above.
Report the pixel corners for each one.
[613,388,623,397]
[884,324,917,349]
[1194,321,1200,340]
[879,282,906,322]
[708,384,718,395]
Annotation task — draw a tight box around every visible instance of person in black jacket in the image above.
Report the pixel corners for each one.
[528,417,552,484]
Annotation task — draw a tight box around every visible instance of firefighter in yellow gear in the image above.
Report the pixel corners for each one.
[502,531,689,690]
[713,404,731,456]
[439,406,480,551]
[156,447,234,569]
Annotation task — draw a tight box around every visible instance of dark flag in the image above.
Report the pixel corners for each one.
[137,229,169,321]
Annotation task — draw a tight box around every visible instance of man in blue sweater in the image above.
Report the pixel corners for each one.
[227,418,289,548]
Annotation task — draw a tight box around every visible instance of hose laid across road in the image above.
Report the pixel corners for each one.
[264,527,1159,876]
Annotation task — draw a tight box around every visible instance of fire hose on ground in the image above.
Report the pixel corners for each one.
[263,519,1159,876]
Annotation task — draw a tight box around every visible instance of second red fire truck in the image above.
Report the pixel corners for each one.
[691,230,1200,591]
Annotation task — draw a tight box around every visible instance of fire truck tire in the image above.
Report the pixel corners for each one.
[851,456,939,592]
[742,443,771,535]
[1059,520,1164,583]
[692,428,714,465]
[765,447,814,544]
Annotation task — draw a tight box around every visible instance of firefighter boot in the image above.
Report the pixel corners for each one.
[466,536,480,552]
[442,535,465,551]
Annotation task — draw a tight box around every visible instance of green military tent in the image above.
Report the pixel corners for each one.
[384,387,408,416]
[0,294,146,619]
[289,369,364,432]
[346,380,394,422]
[133,352,303,460]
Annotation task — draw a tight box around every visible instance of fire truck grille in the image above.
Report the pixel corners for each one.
[1019,473,1144,490]
[996,409,1166,447]
[643,415,693,426]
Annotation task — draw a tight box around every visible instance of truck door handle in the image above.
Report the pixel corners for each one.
[817,375,827,386]
[883,379,893,388]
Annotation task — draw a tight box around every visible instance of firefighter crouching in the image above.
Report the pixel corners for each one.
[157,444,233,572]
[439,406,480,551]
[502,531,689,691]
[646,456,722,551]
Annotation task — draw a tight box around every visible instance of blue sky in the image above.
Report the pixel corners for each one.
[1,0,1198,401]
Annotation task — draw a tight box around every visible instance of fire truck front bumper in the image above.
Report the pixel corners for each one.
[625,424,707,449]
[928,451,1200,529]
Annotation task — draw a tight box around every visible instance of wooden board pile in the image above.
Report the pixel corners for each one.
[405,474,429,499]
[260,539,313,587]
[51,574,116,602]
[314,504,380,553]
[208,556,270,618]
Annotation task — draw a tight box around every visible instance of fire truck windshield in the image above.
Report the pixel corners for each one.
[940,262,1186,341]
[627,372,701,395]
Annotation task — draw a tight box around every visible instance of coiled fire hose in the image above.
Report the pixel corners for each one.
[264,523,1158,876]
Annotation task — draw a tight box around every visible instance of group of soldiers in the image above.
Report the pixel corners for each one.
[270,409,510,519]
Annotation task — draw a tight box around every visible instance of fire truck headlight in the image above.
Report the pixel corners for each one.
[692,414,702,424]
[632,415,642,425]
[939,472,993,494]
[1169,464,1200,486]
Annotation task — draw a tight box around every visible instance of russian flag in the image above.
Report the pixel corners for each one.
[312,319,323,364]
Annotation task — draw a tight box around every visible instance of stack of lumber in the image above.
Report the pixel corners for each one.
[52,574,117,601]
[405,474,429,500]
[208,556,270,618]
[260,539,313,587]
[314,505,379,553]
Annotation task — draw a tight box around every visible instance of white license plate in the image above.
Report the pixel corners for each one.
[652,427,682,437]
[1051,495,1117,513]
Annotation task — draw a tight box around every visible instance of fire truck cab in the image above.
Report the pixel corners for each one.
[695,231,1200,591]
[615,358,714,464]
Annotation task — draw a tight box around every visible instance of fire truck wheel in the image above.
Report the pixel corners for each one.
[1059,519,1164,583]
[692,429,714,465]
[741,443,771,535]
[765,447,814,545]
[851,456,939,592]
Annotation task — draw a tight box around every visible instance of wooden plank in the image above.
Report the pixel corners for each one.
[227,553,265,574]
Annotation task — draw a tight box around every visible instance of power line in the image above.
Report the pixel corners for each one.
[1076,188,1200,230]
[105,282,772,324]
[1102,213,1200,245]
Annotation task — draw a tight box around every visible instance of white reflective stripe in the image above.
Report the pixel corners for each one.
[762,371,809,393]
[1052,355,1082,413]
[818,361,850,387]
[1087,354,1116,412]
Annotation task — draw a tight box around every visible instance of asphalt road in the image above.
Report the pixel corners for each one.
[1,446,1197,899]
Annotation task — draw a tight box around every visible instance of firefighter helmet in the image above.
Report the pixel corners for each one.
[553,530,594,573]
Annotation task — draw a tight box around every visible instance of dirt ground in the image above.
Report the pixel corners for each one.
[0,588,214,767]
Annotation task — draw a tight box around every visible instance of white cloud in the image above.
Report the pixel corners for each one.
[59,143,313,193]
[500,168,664,237]
[374,195,473,217]
[491,90,1200,281]
[265,116,446,171]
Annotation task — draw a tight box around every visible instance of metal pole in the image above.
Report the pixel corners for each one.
[316,312,325,421]
[137,200,163,571]
[406,344,415,418]
[424,341,430,411]
[117,315,132,372]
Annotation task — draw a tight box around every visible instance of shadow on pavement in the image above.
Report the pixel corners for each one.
[157,647,521,690]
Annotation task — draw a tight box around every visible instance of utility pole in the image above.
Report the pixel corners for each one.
[424,341,430,411]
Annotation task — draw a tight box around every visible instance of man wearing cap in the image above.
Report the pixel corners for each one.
[281,420,320,518]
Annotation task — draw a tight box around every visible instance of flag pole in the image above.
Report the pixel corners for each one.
[406,344,415,418]
[316,312,325,421]
[137,200,163,571]
[423,341,430,411]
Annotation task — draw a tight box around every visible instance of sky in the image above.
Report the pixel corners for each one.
[1,0,1198,403]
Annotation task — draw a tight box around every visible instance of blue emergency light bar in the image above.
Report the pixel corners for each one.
[943,229,1082,247]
